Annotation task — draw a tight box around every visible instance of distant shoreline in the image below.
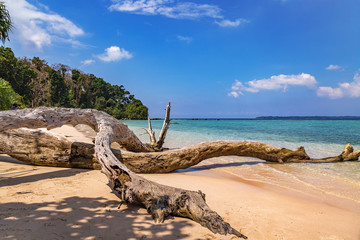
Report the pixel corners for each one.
[145,116,360,121]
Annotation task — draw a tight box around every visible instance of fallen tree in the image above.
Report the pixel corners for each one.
[1,126,359,173]
[0,107,247,239]
[1,106,359,239]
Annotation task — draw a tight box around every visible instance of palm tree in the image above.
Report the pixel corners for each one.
[0,1,13,43]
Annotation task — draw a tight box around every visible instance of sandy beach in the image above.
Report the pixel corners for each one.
[2,0,360,239]
[1,126,360,240]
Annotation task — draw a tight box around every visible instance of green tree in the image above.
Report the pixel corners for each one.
[111,104,126,119]
[0,78,21,110]
[89,75,109,104]
[0,46,149,119]
[26,57,50,107]
[31,57,49,71]
[14,60,36,104]
[48,69,69,107]
[0,47,36,106]
[0,1,13,44]
[0,46,16,82]
[94,96,106,111]
[70,69,88,107]
[125,99,148,119]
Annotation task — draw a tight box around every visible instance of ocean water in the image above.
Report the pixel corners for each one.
[122,119,360,156]
[121,119,360,205]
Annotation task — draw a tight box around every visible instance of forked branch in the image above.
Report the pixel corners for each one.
[156,102,171,149]
[0,107,247,239]
[143,102,172,150]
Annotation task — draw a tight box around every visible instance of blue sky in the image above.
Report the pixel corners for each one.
[3,0,360,117]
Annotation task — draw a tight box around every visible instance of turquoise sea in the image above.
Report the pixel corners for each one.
[122,119,360,204]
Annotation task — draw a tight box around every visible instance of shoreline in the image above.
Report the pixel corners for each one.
[131,117,360,121]
[142,168,360,239]
[1,125,360,239]
[1,154,360,239]
[185,167,360,215]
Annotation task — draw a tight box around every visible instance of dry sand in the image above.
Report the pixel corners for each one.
[1,125,360,240]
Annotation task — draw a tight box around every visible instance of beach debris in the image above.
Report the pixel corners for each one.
[0,107,248,239]
[142,102,171,150]
[1,106,359,238]
[1,129,358,174]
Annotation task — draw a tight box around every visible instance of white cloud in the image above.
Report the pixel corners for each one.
[215,18,248,27]
[177,35,192,43]
[317,74,360,99]
[228,90,242,98]
[109,0,222,19]
[97,46,133,62]
[109,0,249,27]
[229,73,317,96]
[4,0,84,50]
[81,59,95,66]
[316,87,343,99]
[325,64,344,71]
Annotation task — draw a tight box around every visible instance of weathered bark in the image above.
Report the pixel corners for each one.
[1,128,359,174]
[0,128,100,169]
[1,107,359,239]
[156,102,171,149]
[120,142,360,173]
[0,107,149,152]
[144,117,157,147]
[142,102,172,150]
[0,107,247,239]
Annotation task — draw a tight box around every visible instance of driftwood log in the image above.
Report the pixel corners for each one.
[1,107,360,239]
[0,107,247,239]
[1,128,359,173]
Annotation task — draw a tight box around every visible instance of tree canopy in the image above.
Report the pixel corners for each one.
[0,46,148,119]
[0,78,21,110]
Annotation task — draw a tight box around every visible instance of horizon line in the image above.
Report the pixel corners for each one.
[145,116,360,120]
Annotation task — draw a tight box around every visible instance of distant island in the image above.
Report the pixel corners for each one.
[255,116,360,120]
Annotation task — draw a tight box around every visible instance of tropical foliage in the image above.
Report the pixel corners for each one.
[0,1,13,43]
[0,78,22,110]
[0,47,148,119]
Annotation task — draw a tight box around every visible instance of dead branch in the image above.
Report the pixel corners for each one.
[156,102,171,149]
[0,107,247,239]
[2,128,358,174]
[144,117,157,146]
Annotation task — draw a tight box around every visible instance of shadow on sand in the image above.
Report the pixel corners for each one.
[0,155,90,187]
[0,156,215,240]
[176,159,264,173]
[0,196,201,239]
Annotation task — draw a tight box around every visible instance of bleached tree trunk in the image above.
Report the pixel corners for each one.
[143,102,172,150]
[2,128,358,173]
[0,107,247,239]
[143,117,157,147]
[156,102,171,149]
[0,128,100,169]
[1,107,359,239]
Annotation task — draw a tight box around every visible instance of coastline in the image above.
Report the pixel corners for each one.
[145,169,360,240]
[147,116,360,121]
[1,155,359,240]
[1,125,360,239]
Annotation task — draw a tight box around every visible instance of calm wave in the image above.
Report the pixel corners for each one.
[122,119,360,203]
[122,119,360,155]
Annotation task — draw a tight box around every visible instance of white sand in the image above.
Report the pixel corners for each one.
[1,125,359,239]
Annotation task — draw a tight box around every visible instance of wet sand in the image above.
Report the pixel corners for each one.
[1,125,360,239]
